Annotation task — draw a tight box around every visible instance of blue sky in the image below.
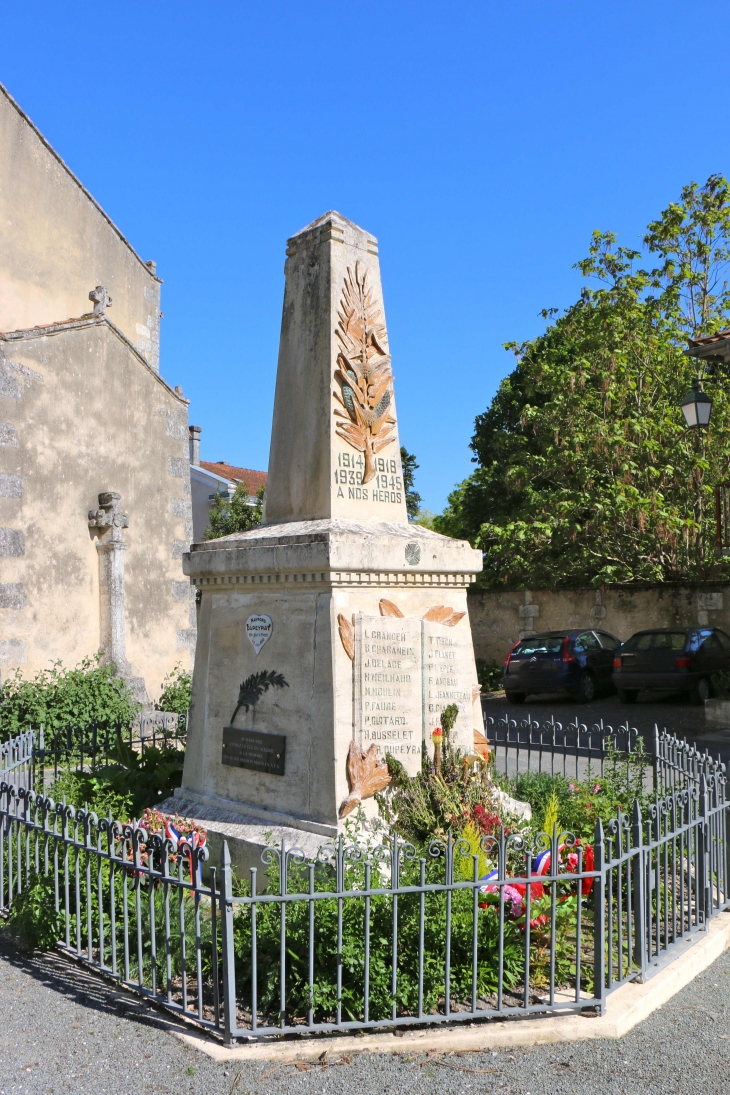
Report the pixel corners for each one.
[2,1,729,512]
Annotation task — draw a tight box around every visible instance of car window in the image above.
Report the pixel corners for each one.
[625,631,688,652]
[596,632,620,650]
[513,636,564,656]
[715,630,730,654]
[688,630,712,652]
[700,633,723,655]
[575,631,601,652]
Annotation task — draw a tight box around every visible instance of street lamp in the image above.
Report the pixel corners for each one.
[683,328,730,428]
[680,378,712,429]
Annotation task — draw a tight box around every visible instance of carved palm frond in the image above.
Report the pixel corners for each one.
[423,605,466,627]
[379,598,404,618]
[337,614,355,660]
[339,740,392,818]
[334,262,398,482]
[473,727,491,762]
[230,670,289,724]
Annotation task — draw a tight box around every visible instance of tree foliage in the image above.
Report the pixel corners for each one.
[203,480,264,540]
[436,176,730,587]
[400,446,422,519]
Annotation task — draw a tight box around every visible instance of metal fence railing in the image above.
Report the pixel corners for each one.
[0,721,727,1044]
[483,712,640,781]
[23,713,186,790]
[0,728,34,789]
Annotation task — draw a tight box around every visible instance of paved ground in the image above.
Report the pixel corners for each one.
[482,691,730,769]
[1,927,730,1095]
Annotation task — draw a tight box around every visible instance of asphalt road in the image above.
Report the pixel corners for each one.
[1,927,730,1095]
[482,691,730,770]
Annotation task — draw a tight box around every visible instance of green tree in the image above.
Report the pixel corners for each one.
[400,446,422,519]
[436,176,730,587]
[203,480,264,540]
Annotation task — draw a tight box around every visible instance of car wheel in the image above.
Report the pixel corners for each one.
[690,677,711,706]
[505,691,526,704]
[618,689,638,703]
[574,672,596,703]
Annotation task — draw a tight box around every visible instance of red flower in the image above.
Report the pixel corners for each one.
[565,840,594,896]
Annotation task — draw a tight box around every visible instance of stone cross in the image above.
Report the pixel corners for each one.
[88,491,130,673]
[88,285,112,317]
[88,491,129,542]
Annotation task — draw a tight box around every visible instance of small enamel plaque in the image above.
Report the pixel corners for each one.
[246,614,272,655]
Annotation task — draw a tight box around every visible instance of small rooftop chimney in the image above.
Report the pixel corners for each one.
[189,425,201,466]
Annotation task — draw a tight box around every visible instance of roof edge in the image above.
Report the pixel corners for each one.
[0,81,162,283]
[0,314,187,406]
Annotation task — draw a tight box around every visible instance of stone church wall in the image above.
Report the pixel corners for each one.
[0,320,195,700]
[0,84,161,371]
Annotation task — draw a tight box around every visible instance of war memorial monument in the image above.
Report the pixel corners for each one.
[174,211,484,864]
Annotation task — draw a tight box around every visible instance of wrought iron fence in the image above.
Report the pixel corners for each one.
[28,713,186,790]
[0,782,219,1033]
[0,722,728,1045]
[483,711,727,796]
[0,729,33,789]
[483,711,640,781]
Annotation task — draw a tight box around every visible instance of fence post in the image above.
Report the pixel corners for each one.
[219,840,237,1044]
[631,799,647,976]
[653,724,660,795]
[698,775,710,927]
[37,725,44,796]
[593,817,606,1013]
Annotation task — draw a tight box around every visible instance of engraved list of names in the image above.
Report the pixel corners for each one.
[355,615,422,776]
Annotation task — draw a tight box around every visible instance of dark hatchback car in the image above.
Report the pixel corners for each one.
[503,629,621,704]
[613,627,730,704]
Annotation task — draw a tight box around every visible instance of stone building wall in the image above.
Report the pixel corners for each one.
[0,83,161,371]
[0,320,195,699]
[468,584,730,667]
[0,82,194,702]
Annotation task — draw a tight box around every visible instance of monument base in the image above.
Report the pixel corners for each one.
[182,518,483,832]
[160,792,331,883]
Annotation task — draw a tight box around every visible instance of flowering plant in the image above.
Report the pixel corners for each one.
[479,838,594,919]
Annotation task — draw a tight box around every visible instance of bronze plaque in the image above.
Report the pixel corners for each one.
[221,726,286,776]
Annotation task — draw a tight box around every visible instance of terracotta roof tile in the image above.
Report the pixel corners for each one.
[688,328,730,347]
[199,461,267,493]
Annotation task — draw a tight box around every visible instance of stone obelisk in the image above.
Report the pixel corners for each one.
[178,212,482,846]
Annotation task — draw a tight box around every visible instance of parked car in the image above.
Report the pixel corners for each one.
[613,627,730,704]
[503,629,621,704]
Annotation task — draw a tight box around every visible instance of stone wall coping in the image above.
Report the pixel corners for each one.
[0,315,187,405]
[468,582,730,594]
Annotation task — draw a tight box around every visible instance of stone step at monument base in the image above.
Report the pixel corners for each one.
[158,792,332,884]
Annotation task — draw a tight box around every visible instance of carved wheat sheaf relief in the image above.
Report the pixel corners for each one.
[333,262,397,483]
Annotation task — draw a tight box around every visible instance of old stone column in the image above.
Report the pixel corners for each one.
[88,491,131,675]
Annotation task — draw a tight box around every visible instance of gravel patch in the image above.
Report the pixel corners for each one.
[1,927,730,1095]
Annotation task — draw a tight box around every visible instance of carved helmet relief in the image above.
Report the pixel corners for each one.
[333,261,397,484]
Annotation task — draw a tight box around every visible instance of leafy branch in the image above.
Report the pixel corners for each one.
[230,671,288,724]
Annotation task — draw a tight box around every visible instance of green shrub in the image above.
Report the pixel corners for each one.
[49,741,184,820]
[157,663,192,716]
[7,870,61,951]
[0,656,139,742]
[476,658,503,692]
[496,739,651,840]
